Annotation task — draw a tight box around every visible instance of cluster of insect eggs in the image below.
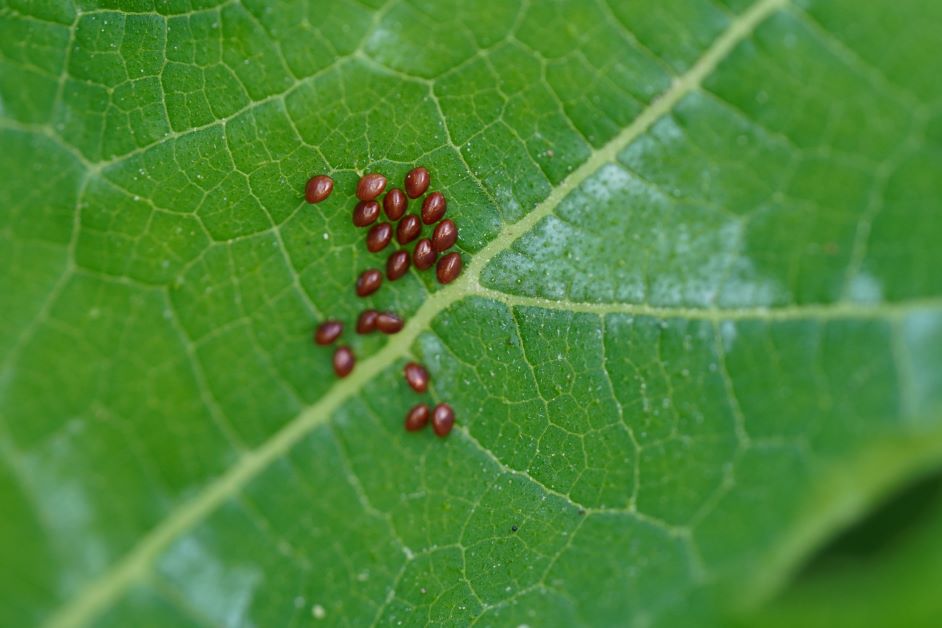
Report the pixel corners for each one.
[307,168,459,437]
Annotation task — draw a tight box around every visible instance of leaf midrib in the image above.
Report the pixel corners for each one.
[46,1,792,625]
[478,289,942,321]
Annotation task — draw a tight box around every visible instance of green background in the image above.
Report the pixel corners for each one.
[1,0,941,625]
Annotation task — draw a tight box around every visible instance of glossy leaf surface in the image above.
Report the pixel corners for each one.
[1,0,941,625]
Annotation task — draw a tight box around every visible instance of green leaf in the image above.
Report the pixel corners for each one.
[2,0,940,626]
[743,473,942,628]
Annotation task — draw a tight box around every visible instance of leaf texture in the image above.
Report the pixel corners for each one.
[1,0,941,626]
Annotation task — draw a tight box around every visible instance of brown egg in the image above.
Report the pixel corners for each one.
[356,269,382,296]
[356,309,379,334]
[396,214,421,245]
[366,222,393,252]
[376,312,404,334]
[313,320,343,345]
[413,238,436,270]
[353,200,381,227]
[404,167,430,199]
[387,250,411,281]
[383,188,407,221]
[404,404,430,431]
[432,403,455,437]
[403,362,429,393]
[431,219,457,252]
[333,346,355,377]
[436,252,462,284]
[305,175,333,204]
[356,173,387,201]
[421,192,446,224]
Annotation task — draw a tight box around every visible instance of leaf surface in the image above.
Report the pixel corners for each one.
[1,0,941,625]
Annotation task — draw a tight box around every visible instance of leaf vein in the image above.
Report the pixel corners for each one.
[43,2,789,624]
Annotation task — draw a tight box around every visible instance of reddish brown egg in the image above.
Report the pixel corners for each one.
[421,192,446,224]
[305,175,333,204]
[432,403,455,437]
[356,173,387,201]
[376,312,404,334]
[333,346,355,377]
[413,238,437,270]
[387,250,410,281]
[356,309,379,334]
[383,188,407,221]
[431,219,457,252]
[313,320,343,345]
[404,362,429,393]
[366,222,393,252]
[436,252,462,284]
[353,200,381,227]
[396,214,421,245]
[404,167,430,199]
[356,269,382,296]
[404,404,430,431]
